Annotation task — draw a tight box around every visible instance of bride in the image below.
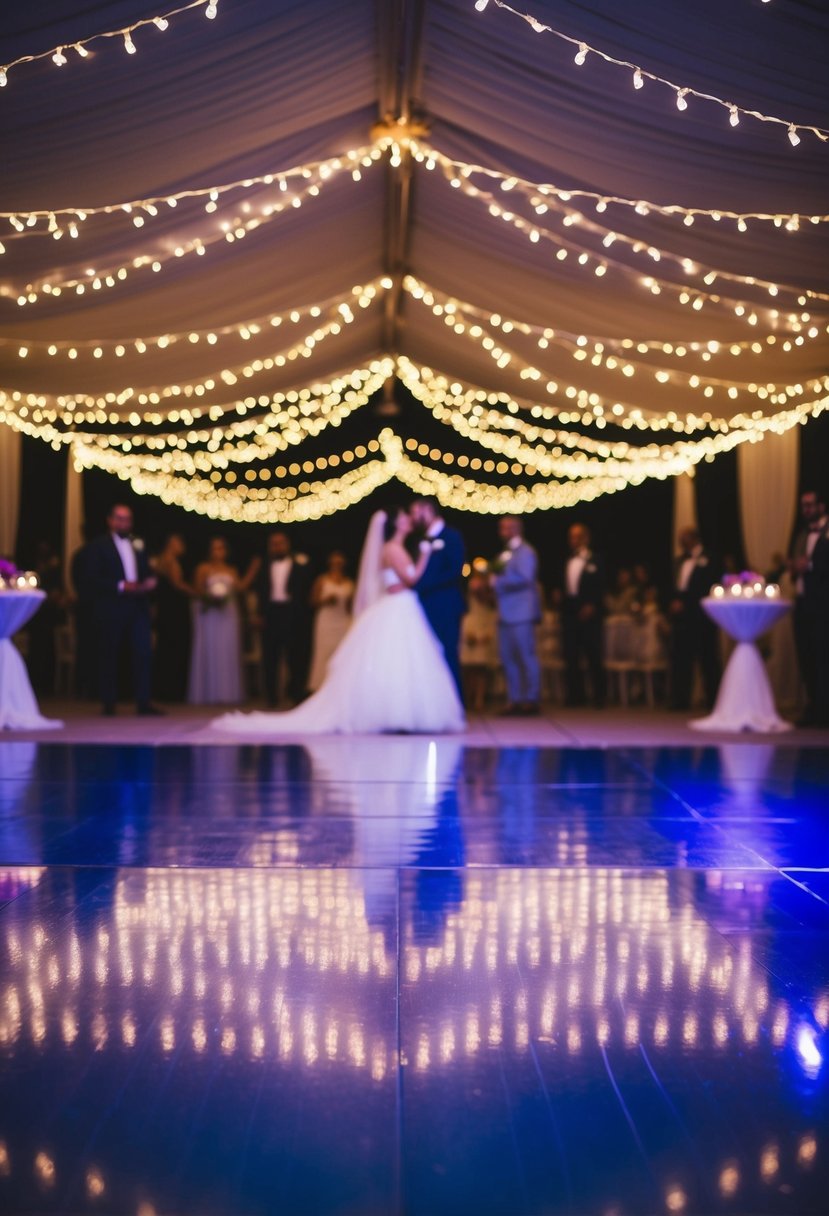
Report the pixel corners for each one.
[212,506,465,734]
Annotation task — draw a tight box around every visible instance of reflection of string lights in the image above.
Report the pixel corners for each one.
[0,865,823,1211]
[473,1,829,146]
[0,1,219,91]
[1,867,820,1066]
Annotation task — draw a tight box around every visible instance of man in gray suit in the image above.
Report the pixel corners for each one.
[491,516,542,715]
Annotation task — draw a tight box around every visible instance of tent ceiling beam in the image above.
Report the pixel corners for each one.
[376,0,428,356]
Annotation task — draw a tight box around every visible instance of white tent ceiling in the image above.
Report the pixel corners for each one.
[1,0,827,515]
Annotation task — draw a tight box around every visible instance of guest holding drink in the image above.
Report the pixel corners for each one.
[188,538,259,705]
[153,533,193,702]
[308,551,354,691]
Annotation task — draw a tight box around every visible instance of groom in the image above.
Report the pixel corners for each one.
[410,497,466,695]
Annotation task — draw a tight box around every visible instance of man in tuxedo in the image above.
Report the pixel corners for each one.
[255,530,314,706]
[410,497,466,696]
[668,525,722,711]
[85,504,159,715]
[789,488,829,726]
[561,522,605,708]
[491,515,542,715]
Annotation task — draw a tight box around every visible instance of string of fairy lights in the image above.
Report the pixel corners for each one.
[1,15,826,518]
[0,0,219,90]
[402,278,829,414]
[415,144,829,316]
[472,1,829,147]
[0,144,380,263]
[411,142,829,232]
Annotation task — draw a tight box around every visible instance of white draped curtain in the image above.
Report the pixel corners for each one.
[0,424,22,559]
[64,454,85,592]
[738,430,800,573]
[672,471,698,554]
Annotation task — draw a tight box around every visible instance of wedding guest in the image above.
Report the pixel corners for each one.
[188,537,259,705]
[308,551,354,691]
[24,540,64,695]
[490,516,542,715]
[153,533,193,702]
[85,503,160,716]
[560,522,605,708]
[789,488,829,726]
[254,530,314,706]
[460,565,498,713]
[668,525,722,711]
[605,567,638,616]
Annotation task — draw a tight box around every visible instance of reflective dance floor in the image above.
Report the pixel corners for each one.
[0,736,827,1214]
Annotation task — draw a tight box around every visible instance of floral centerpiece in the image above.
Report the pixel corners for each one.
[711,571,780,600]
[0,560,39,590]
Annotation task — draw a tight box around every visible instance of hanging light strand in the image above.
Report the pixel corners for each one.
[414,140,828,232]
[4,282,385,412]
[4,150,384,306]
[426,169,825,326]
[1,278,393,362]
[0,1,219,91]
[402,277,829,413]
[0,143,378,248]
[474,1,829,146]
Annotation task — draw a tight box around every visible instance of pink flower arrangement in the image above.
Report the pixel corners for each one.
[722,571,763,587]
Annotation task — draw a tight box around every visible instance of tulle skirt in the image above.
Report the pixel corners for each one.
[213,590,465,735]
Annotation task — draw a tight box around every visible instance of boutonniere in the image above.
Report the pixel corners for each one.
[131,537,145,552]
[295,553,309,565]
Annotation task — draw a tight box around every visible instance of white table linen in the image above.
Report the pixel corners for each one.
[0,592,63,731]
[691,598,792,733]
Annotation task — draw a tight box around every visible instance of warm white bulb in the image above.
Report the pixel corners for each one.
[0,67,6,86]
[788,124,800,146]
[729,105,739,127]
[74,42,89,58]
[52,47,67,66]
[123,32,136,54]
[474,0,490,10]
[154,17,169,31]
[205,1,218,18]
[675,89,688,111]
[574,43,587,66]
[633,69,644,90]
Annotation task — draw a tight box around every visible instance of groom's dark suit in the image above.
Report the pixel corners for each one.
[417,522,466,695]
[85,532,154,711]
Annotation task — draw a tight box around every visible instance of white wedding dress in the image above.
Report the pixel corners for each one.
[212,517,465,736]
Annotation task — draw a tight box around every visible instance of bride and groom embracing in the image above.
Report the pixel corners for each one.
[214,497,466,735]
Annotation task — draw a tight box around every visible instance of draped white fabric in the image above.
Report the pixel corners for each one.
[0,1,826,509]
[738,430,800,575]
[63,460,84,592]
[0,424,21,558]
[672,473,698,548]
